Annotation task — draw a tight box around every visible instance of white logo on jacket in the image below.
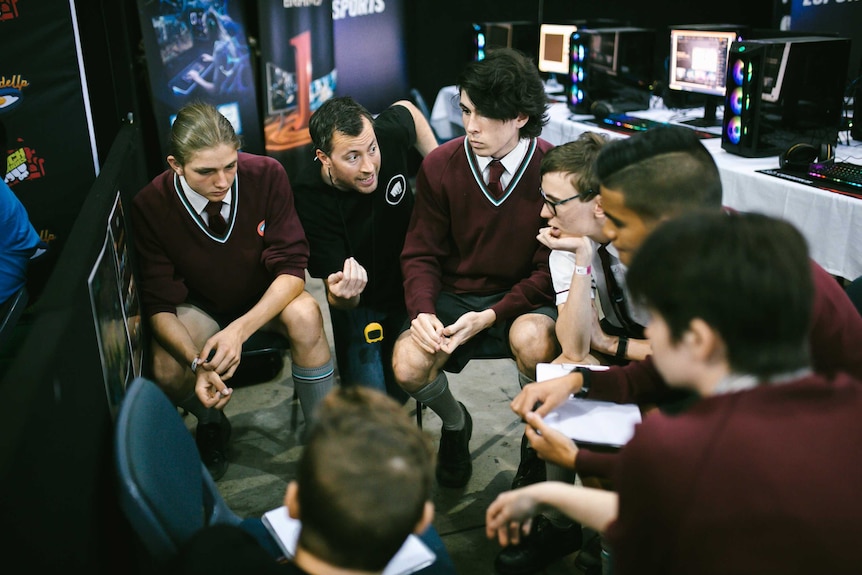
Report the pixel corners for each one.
[385,174,407,205]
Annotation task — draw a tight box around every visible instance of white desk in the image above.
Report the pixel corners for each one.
[431,86,862,280]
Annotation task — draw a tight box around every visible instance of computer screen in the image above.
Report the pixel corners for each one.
[669,29,738,97]
[538,23,578,75]
[668,28,739,127]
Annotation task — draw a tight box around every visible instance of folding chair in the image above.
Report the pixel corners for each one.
[114,376,281,564]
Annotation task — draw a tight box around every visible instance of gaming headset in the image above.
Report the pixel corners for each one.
[779,142,835,171]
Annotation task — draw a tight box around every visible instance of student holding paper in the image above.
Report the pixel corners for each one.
[494,131,656,574]
[513,126,862,455]
[488,211,862,574]
[508,125,862,572]
[168,386,456,575]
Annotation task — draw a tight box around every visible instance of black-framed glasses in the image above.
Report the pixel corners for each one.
[540,187,595,216]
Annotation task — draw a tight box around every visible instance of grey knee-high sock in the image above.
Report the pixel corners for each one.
[518,371,533,390]
[411,371,465,431]
[178,391,222,425]
[544,462,578,528]
[292,359,335,424]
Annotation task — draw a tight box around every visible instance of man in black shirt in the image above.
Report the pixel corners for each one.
[293,96,437,399]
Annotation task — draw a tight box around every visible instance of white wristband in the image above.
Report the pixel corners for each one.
[574,264,592,276]
[191,357,200,373]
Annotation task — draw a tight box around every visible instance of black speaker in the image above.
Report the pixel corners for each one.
[778,141,835,171]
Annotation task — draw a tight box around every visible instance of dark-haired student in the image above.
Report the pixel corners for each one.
[506,125,862,572]
[169,386,457,575]
[392,47,560,501]
[488,211,862,574]
[131,102,335,480]
[292,96,437,401]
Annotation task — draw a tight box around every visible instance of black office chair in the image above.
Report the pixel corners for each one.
[114,376,282,564]
[232,331,290,387]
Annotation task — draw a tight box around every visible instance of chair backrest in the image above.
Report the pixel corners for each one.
[114,376,242,562]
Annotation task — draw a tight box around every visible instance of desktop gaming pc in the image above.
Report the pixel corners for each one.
[567,27,655,114]
[722,35,850,157]
[472,21,538,61]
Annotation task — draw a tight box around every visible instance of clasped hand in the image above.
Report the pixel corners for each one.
[410,309,495,355]
[194,326,245,409]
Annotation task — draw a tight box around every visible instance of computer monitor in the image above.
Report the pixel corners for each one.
[538,23,578,75]
[668,28,740,127]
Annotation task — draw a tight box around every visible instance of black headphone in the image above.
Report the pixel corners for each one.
[779,142,835,171]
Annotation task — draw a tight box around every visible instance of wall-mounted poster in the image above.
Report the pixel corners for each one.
[257,0,335,176]
[137,0,262,155]
[333,0,408,114]
[791,0,862,83]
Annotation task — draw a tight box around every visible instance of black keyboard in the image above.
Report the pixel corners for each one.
[808,162,862,190]
[599,113,667,133]
[594,113,719,139]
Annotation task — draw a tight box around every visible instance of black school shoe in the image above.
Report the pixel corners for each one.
[494,515,582,575]
[436,403,473,488]
[196,414,232,481]
[510,433,547,490]
[574,530,604,574]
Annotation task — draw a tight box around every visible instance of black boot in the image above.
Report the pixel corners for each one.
[510,432,546,490]
[494,515,582,575]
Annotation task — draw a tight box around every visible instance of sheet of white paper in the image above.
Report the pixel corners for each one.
[535,363,642,447]
[261,506,436,575]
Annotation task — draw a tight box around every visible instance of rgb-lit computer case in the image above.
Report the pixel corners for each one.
[722,36,850,157]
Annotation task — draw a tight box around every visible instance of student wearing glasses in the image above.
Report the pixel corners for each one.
[496,132,655,574]
[537,132,651,368]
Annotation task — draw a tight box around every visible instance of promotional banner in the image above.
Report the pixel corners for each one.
[258,0,336,176]
[1,0,99,295]
[791,0,862,83]
[136,0,262,155]
[333,0,409,113]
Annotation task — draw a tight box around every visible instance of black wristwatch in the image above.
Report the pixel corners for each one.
[615,336,629,360]
[573,366,591,398]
